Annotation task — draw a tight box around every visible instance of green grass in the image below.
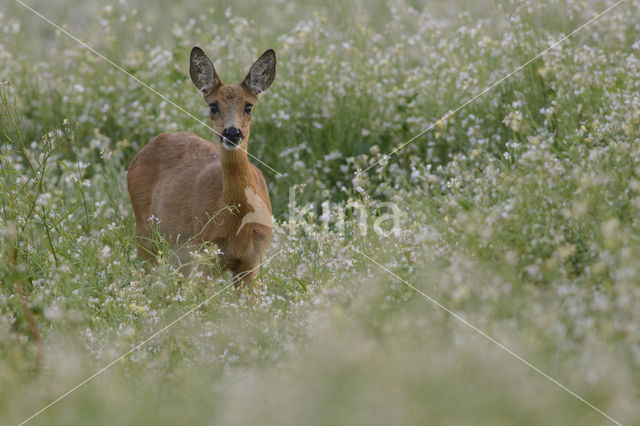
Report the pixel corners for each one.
[1,0,640,424]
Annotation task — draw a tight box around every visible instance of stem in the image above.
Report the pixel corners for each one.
[14,280,43,365]
[42,206,59,267]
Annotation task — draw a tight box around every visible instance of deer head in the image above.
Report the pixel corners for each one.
[189,47,276,151]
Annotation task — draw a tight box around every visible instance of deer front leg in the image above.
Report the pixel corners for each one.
[231,262,259,290]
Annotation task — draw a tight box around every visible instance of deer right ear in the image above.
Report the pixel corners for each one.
[190,47,221,96]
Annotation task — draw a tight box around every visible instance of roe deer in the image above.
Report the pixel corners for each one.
[126,46,276,287]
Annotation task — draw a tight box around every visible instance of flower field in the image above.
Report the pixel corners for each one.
[1,0,639,424]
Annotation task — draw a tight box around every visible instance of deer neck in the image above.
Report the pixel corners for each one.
[220,146,255,215]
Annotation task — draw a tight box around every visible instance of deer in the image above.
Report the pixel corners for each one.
[126,46,276,287]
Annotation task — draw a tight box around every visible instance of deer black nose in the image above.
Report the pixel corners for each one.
[222,127,243,144]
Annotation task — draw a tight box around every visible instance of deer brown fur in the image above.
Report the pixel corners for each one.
[126,47,276,286]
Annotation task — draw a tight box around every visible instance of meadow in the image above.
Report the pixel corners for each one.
[1,0,640,424]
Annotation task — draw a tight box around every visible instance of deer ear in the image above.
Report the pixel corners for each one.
[242,49,276,95]
[190,47,221,96]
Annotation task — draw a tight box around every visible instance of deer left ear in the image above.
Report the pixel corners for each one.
[242,49,276,95]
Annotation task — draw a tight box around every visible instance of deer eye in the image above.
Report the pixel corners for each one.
[209,102,220,115]
[244,103,253,114]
